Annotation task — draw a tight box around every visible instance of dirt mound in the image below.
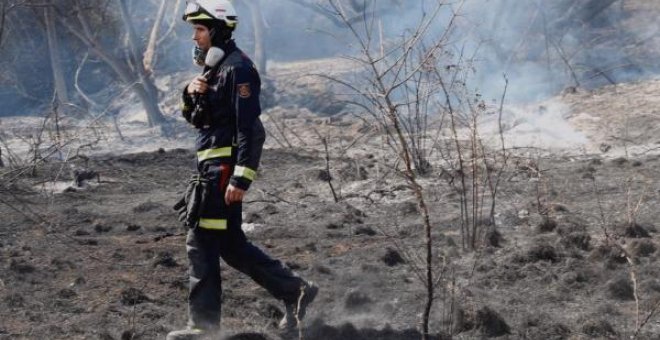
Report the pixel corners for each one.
[305,320,445,340]
[563,78,660,155]
[268,58,357,116]
[225,333,271,340]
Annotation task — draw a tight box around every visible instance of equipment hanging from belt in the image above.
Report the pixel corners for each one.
[173,174,211,229]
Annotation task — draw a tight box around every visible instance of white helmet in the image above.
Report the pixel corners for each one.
[183,0,238,29]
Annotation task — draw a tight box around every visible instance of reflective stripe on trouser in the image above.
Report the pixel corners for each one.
[197,147,232,163]
[185,220,306,329]
[198,219,227,230]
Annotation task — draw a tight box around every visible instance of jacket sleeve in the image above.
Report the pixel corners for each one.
[229,64,265,191]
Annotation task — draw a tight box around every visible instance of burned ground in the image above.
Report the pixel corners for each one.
[1,134,659,339]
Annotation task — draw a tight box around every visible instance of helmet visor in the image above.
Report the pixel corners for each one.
[184,1,214,21]
[185,2,200,16]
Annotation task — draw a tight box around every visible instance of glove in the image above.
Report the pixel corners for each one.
[173,175,211,229]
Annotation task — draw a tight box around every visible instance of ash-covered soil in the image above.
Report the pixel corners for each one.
[1,135,659,339]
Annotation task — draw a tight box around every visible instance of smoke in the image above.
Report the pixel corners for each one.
[2,0,659,118]
[226,0,658,103]
[452,0,658,102]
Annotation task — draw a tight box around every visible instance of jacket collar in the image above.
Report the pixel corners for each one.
[215,39,237,56]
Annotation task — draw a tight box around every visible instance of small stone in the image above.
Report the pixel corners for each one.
[94,223,113,233]
[344,290,372,311]
[244,212,264,224]
[77,239,98,246]
[536,217,557,233]
[225,333,270,340]
[484,228,503,248]
[98,331,115,340]
[354,226,376,236]
[152,252,178,268]
[475,306,511,337]
[126,224,141,232]
[57,288,77,299]
[581,319,617,338]
[120,330,136,340]
[560,232,592,251]
[74,229,90,236]
[262,204,278,215]
[325,222,342,230]
[623,224,650,238]
[285,261,303,270]
[526,244,558,263]
[628,240,657,258]
[304,242,317,252]
[314,264,333,275]
[599,144,611,153]
[382,248,405,266]
[612,157,628,166]
[316,169,332,181]
[4,293,25,308]
[70,277,86,287]
[607,276,635,301]
[9,259,35,274]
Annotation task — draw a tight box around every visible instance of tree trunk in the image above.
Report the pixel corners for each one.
[143,0,168,75]
[116,0,165,126]
[44,6,69,106]
[246,0,267,76]
[58,14,165,127]
[0,2,6,49]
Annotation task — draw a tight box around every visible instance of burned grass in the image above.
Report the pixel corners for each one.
[1,144,660,339]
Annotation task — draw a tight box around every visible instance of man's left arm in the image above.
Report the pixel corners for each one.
[226,64,265,203]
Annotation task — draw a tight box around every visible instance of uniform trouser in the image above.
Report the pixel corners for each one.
[185,203,305,330]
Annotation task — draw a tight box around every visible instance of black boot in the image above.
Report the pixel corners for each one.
[278,281,319,330]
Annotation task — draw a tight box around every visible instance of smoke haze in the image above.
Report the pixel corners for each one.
[0,0,658,117]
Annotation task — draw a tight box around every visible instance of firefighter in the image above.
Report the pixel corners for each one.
[167,1,318,339]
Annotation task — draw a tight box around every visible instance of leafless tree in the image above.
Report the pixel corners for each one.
[50,0,166,126]
[324,0,513,336]
[142,0,170,75]
[44,5,69,107]
[322,0,457,337]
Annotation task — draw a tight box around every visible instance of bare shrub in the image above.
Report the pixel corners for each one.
[320,0,514,337]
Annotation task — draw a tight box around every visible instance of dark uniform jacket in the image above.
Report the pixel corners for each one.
[181,39,265,192]
[180,40,265,230]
